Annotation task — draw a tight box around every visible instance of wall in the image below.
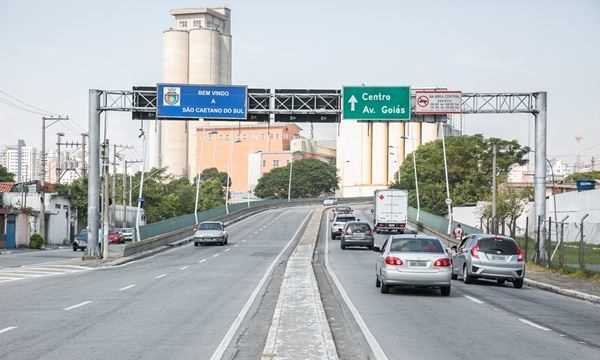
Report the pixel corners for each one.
[195,124,300,192]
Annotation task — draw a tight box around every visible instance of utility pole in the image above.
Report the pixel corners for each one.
[40,115,68,242]
[492,144,497,234]
[194,174,201,225]
[56,132,64,183]
[441,124,453,234]
[81,133,87,177]
[102,139,110,259]
[124,159,142,228]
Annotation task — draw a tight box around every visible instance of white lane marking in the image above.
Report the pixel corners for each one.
[180,266,189,271]
[106,210,278,269]
[224,248,231,253]
[154,274,167,279]
[212,254,220,258]
[464,295,484,304]
[0,326,17,334]
[210,209,312,360]
[64,301,92,311]
[233,244,239,248]
[518,318,551,331]
[241,240,247,243]
[119,284,136,291]
[198,259,207,264]
[324,209,390,360]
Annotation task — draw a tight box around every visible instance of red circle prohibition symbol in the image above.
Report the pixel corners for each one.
[417,95,429,107]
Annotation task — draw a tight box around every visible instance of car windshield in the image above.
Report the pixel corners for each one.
[347,223,370,233]
[199,223,223,231]
[390,238,444,253]
[336,207,351,213]
[336,216,356,223]
[478,237,519,255]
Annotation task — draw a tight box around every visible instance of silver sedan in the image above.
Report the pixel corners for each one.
[193,221,228,246]
[374,235,452,296]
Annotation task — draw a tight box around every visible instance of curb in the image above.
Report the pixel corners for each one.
[525,278,600,305]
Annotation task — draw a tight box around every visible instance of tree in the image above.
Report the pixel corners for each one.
[0,165,15,182]
[481,186,532,236]
[391,134,529,215]
[200,167,230,187]
[254,159,338,199]
[58,177,88,223]
[198,178,225,210]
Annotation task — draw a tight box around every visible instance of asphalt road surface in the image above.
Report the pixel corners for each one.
[0,248,81,269]
[0,207,311,360]
[324,206,600,360]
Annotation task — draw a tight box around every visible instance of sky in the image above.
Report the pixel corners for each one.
[1,0,599,167]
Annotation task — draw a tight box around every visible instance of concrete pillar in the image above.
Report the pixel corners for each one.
[161,30,189,177]
[361,122,372,185]
[371,122,388,185]
[388,123,403,184]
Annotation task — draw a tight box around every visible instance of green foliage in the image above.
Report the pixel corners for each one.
[198,178,225,209]
[392,134,529,215]
[0,165,15,182]
[58,167,226,225]
[29,233,44,249]
[200,167,230,187]
[58,177,88,223]
[254,159,338,199]
[481,186,532,236]
[563,171,600,183]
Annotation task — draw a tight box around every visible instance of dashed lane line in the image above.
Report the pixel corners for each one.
[224,248,231,253]
[0,326,17,335]
[180,266,189,271]
[198,259,207,264]
[464,295,485,304]
[64,301,92,311]
[119,284,136,291]
[518,318,551,331]
[154,274,167,279]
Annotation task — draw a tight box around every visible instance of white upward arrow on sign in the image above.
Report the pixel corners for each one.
[211,98,216,104]
[348,95,358,111]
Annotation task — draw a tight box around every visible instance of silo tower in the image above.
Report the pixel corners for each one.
[148,7,232,177]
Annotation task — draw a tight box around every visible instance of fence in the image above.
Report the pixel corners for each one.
[138,199,287,241]
[407,207,480,242]
[514,217,600,274]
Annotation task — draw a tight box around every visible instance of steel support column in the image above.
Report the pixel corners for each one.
[87,90,101,256]
[534,92,547,263]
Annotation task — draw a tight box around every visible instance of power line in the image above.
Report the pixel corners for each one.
[0,89,57,115]
[0,97,49,116]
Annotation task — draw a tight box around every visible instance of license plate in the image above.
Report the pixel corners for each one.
[409,261,427,267]
[491,255,505,261]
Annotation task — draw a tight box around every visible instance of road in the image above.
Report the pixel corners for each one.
[0,206,311,360]
[0,248,81,269]
[323,206,600,360]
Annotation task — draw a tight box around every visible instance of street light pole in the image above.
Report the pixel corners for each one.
[40,115,68,243]
[492,144,497,233]
[441,124,453,234]
[287,158,293,202]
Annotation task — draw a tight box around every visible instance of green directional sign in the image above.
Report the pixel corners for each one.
[343,86,411,121]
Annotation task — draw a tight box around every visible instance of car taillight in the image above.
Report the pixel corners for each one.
[384,256,403,266]
[433,258,451,267]
[471,241,480,259]
[516,247,524,262]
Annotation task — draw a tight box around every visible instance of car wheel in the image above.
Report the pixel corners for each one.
[224,238,228,245]
[367,245,373,251]
[73,245,77,252]
[194,242,199,247]
[451,268,458,280]
[331,233,335,239]
[497,279,506,285]
[340,242,346,250]
[380,282,390,294]
[463,265,473,284]
[513,278,524,289]
[375,276,381,288]
[440,286,451,296]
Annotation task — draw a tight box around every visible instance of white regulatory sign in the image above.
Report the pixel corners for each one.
[414,91,462,114]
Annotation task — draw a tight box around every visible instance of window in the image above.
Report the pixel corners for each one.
[478,237,519,255]
[55,204,61,210]
[192,19,201,28]
[390,238,444,253]
[198,222,223,231]
[179,20,188,28]
[63,205,69,209]
[273,160,279,167]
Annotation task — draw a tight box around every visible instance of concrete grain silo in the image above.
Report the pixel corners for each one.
[150,7,232,178]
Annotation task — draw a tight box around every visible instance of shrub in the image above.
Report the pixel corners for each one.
[30,233,44,249]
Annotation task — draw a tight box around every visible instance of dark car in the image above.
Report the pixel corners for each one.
[340,221,374,250]
[73,229,88,251]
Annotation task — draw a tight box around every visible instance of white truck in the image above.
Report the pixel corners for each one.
[373,189,408,233]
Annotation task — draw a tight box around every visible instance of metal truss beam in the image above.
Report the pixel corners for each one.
[96,88,538,116]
